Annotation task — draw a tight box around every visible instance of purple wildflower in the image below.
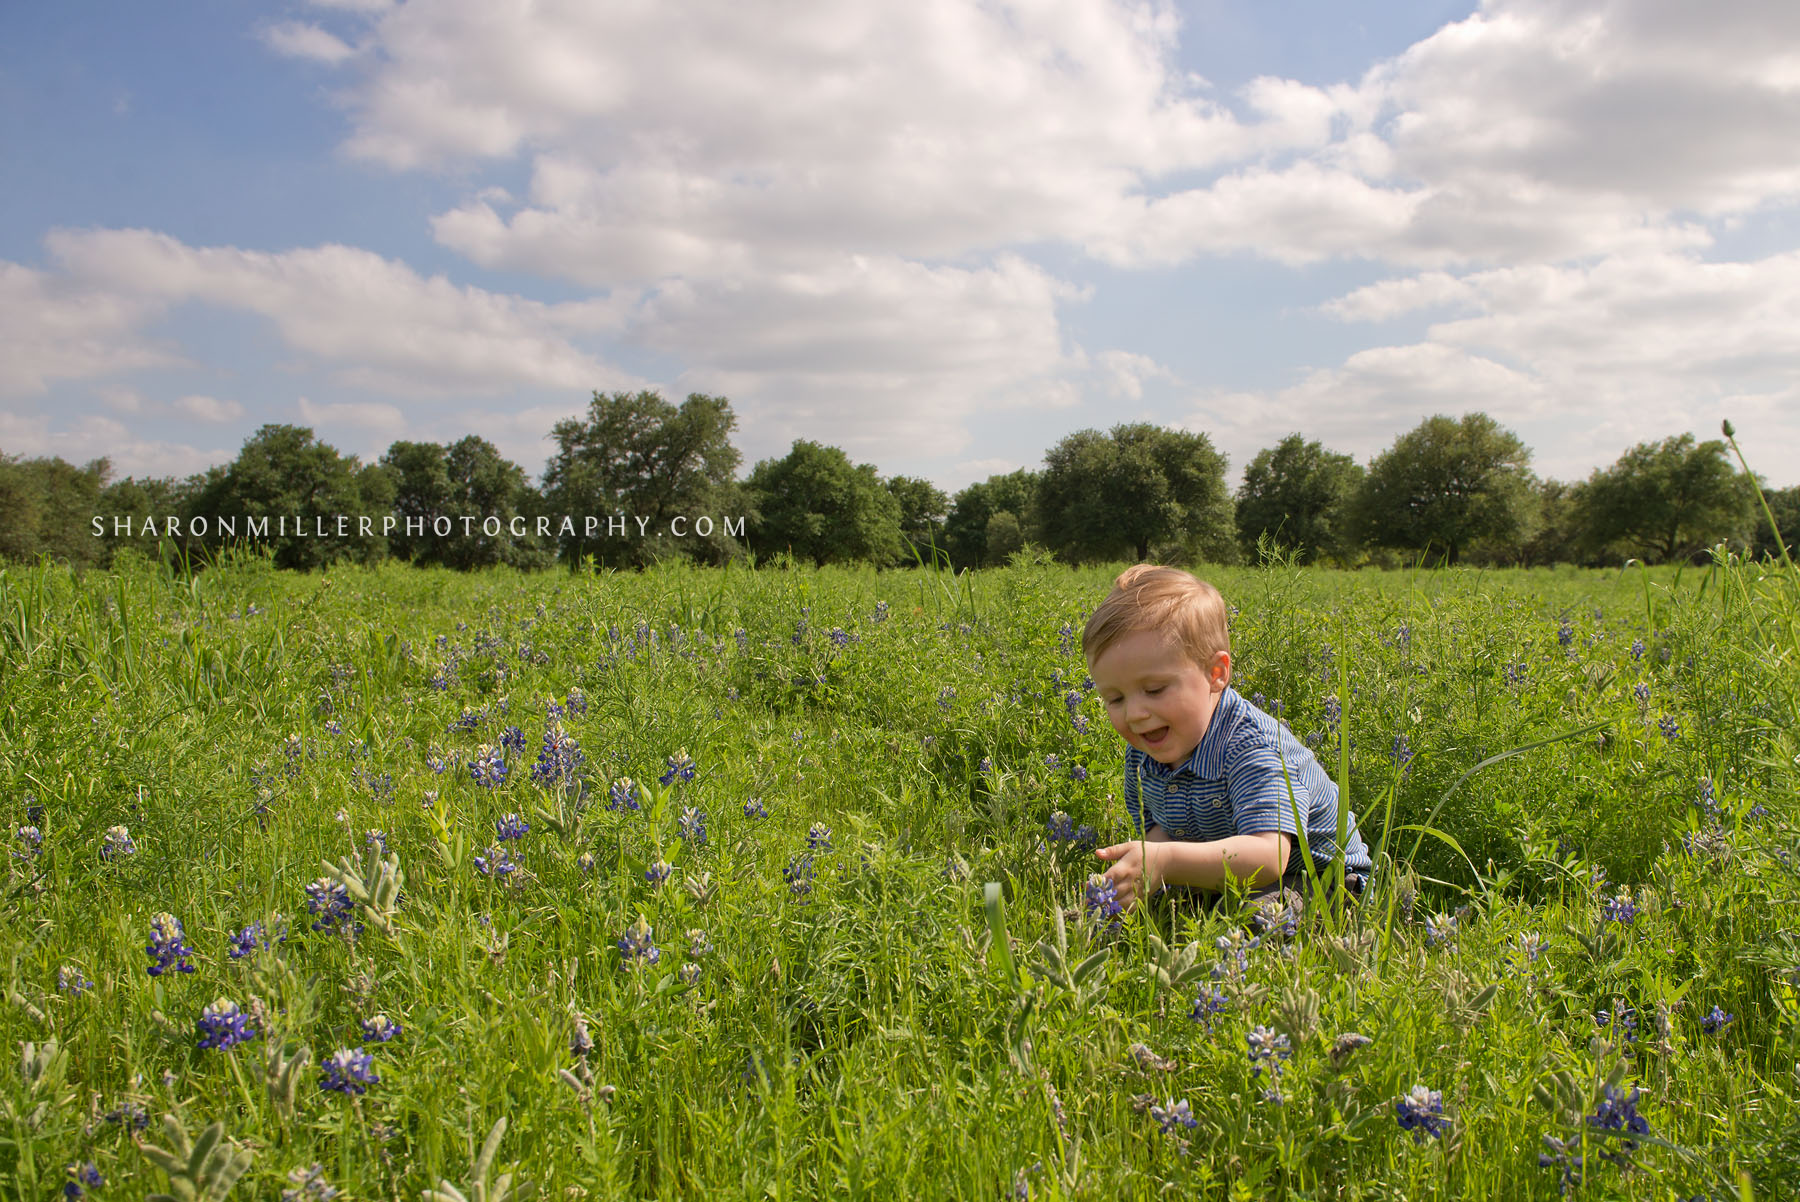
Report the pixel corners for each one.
[617,916,659,968]
[659,749,696,786]
[319,1047,379,1095]
[495,812,530,841]
[196,997,258,1050]
[1394,1084,1449,1142]
[360,1014,401,1043]
[146,912,197,976]
[608,777,642,812]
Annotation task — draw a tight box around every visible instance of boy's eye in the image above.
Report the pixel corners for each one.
[1145,686,1164,696]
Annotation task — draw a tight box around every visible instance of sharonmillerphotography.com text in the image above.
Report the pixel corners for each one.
[92,513,748,540]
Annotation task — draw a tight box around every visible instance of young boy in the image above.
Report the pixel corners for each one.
[1085,565,1372,912]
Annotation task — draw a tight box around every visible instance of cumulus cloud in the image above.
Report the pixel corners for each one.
[296,397,405,432]
[41,228,638,398]
[0,410,228,479]
[172,394,245,422]
[260,21,357,65]
[0,261,183,399]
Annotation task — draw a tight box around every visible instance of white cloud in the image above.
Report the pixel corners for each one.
[0,261,182,399]
[42,228,639,398]
[0,410,227,479]
[1096,350,1176,401]
[172,394,245,422]
[296,396,405,432]
[261,21,358,65]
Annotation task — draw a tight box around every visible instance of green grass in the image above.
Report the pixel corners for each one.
[2,549,1797,1200]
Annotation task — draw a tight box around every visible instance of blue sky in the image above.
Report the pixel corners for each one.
[5,0,1799,493]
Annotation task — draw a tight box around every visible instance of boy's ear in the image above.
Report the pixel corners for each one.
[1210,651,1232,689]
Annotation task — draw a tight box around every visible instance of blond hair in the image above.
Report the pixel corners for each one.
[1081,565,1230,668]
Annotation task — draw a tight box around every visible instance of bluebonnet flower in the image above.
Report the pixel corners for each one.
[353,770,394,802]
[1084,874,1123,930]
[1516,931,1546,964]
[1558,619,1575,648]
[1538,1135,1587,1191]
[1587,1085,1650,1163]
[499,725,526,754]
[1043,754,1060,771]
[677,806,708,848]
[64,1161,104,1200]
[1748,802,1768,820]
[1251,691,1268,710]
[1329,1032,1373,1068]
[1595,1001,1638,1042]
[608,777,642,812]
[1322,694,1342,728]
[319,1047,379,1095]
[576,851,596,874]
[616,916,660,968]
[645,859,673,885]
[784,854,816,900]
[1504,662,1527,687]
[807,822,832,851]
[228,921,269,960]
[1633,682,1650,704]
[1214,929,1260,978]
[1190,985,1229,1029]
[1697,777,1719,818]
[495,813,530,841]
[937,686,957,712]
[542,694,564,722]
[1245,1025,1291,1079]
[1658,715,1680,742]
[1252,896,1299,939]
[196,997,257,1050]
[872,601,889,624]
[564,687,587,717]
[473,845,518,878]
[532,723,585,787]
[1394,1084,1449,1142]
[146,912,197,976]
[1630,639,1645,660]
[1150,1098,1198,1135]
[449,707,482,733]
[15,824,42,858]
[687,929,712,959]
[1424,912,1457,949]
[828,627,850,647]
[977,756,992,776]
[1057,623,1075,656]
[1700,1005,1734,1035]
[1391,735,1415,772]
[1045,811,1077,841]
[1064,690,1090,735]
[58,965,93,994]
[360,1014,401,1043]
[101,824,137,860]
[365,829,387,856]
[660,750,696,786]
[1602,891,1640,926]
[469,744,509,788]
[281,1163,338,1202]
[306,879,358,933]
[744,796,767,820]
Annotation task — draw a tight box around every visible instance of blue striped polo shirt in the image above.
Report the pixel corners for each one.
[1122,686,1373,873]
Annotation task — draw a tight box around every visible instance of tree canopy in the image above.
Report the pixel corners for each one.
[187,424,391,569]
[943,469,1040,569]
[1351,413,1535,565]
[1575,434,1754,563]
[745,440,904,566]
[1234,434,1362,563]
[383,436,551,570]
[542,391,744,567]
[1037,423,1232,563]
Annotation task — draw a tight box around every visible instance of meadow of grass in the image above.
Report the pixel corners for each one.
[2,546,1797,1200]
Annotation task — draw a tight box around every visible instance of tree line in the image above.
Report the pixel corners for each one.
[2,392,1794,572]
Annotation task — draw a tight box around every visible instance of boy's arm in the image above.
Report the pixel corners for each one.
[1097,830,1289,910]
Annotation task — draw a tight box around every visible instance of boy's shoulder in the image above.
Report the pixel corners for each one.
[1215,688,1302,766]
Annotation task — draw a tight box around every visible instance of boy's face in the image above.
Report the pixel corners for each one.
[1088,628,1231,767]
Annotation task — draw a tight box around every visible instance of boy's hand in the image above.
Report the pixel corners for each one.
[1095,839,1163,911]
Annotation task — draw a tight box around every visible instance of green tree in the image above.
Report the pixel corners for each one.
[1751,485,1800,563]
[1351,413,1535,565]
[1037,423,1232,564]
[383,436,551,570]
[97,473,205,564]
[187,425,390,570]
[944,469,1040,569]
[1516,478,1583,567]
[0,452,110,567]
[884,475,950,564]
[542,391,745,568]
[1574,434,1756,563]
[745,440,903,566]
[1233,434,1363,563]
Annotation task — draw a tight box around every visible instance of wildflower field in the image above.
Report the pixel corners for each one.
[3,547,1798,1200]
